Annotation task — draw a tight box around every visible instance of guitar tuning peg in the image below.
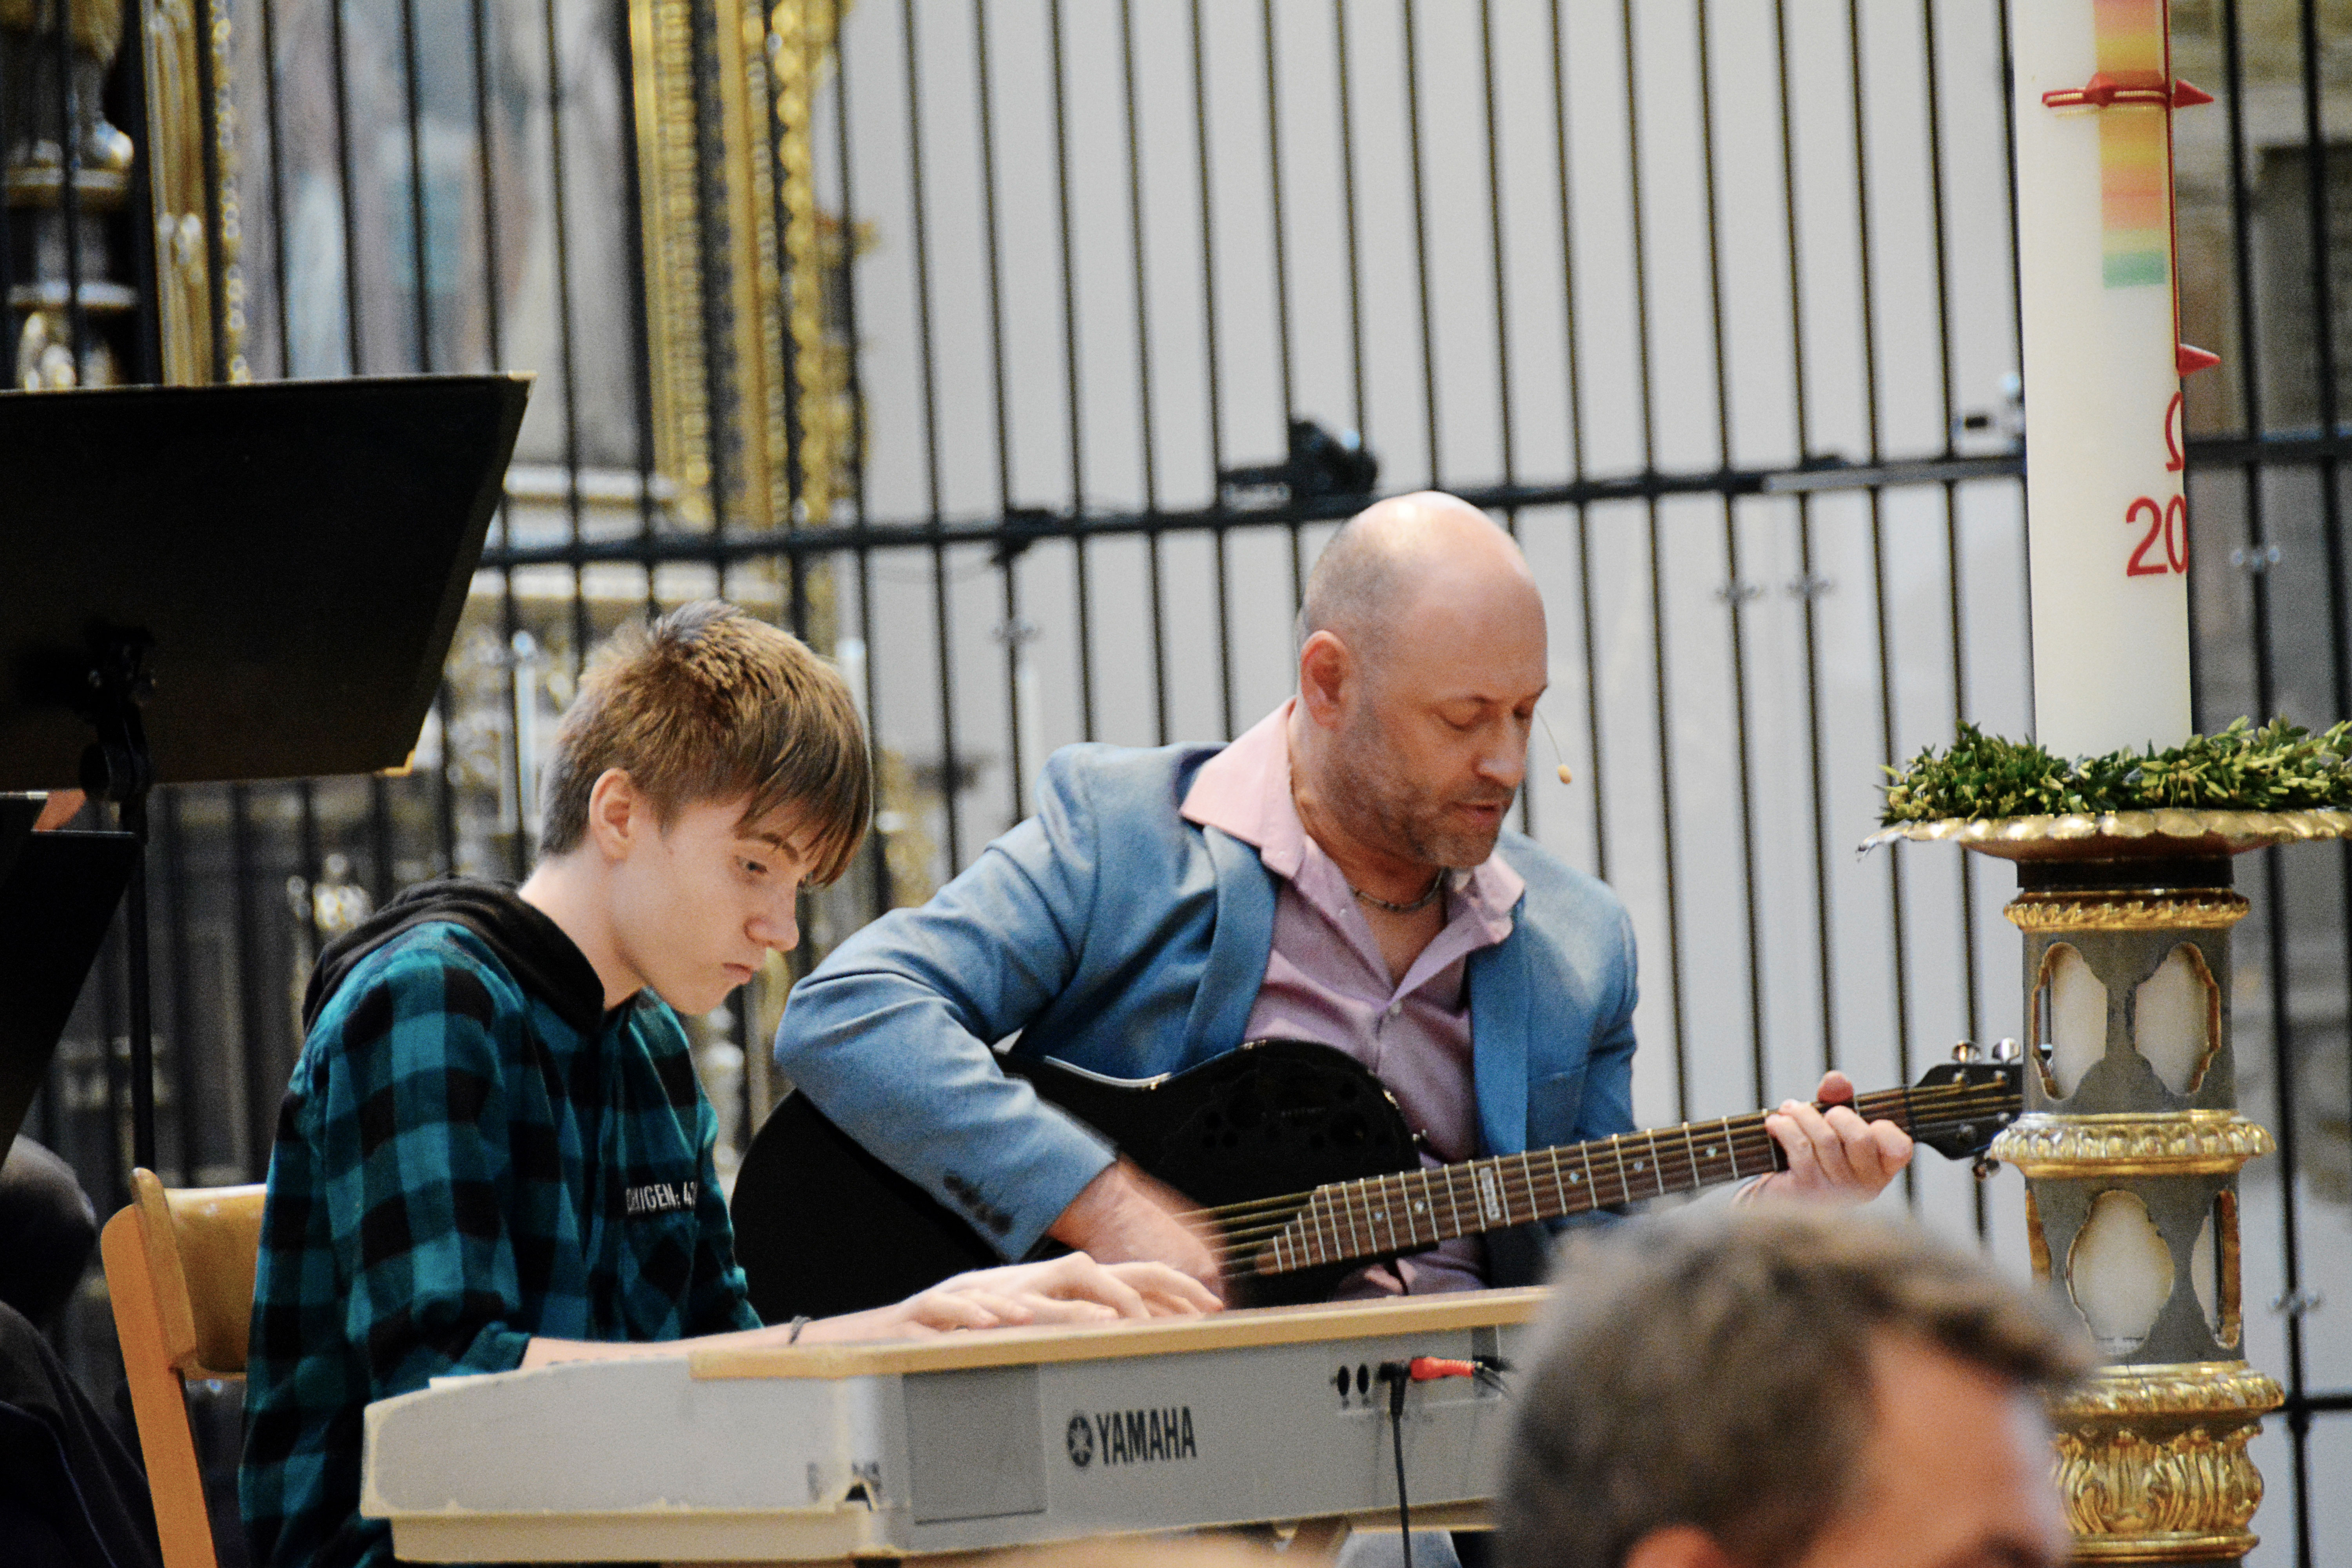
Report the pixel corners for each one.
[1990,1038,2021,1062]
[1972,1156,2000,1180]
[1950,1041,1980,1063]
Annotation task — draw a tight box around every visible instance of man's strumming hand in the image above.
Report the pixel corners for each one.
[1047,1158,1225,1298]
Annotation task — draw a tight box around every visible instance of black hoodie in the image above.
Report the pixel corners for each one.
[299,877,606,1038]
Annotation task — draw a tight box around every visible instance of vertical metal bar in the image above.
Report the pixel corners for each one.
[824,0,889,910]
[2294,0,2352,1511]
[160,789,196,1182]
[53,0,86,372]
[1550,0,1606,878]
[118,0,165,385]
[2212,26,2311,1544]
[829,0,866,534]
[970,0,1013,523]
[1044,0,1096,740]
[192,0,227,379]
[1330,0,1367,445]
[400,0,432,370]
[1258,0,1308,621]
[899,0,962,867]
[122,796,157,1173]
[471,0,507,371]
[1474,0,1529,835]
[970,0,1026,812]
[1476,0,1513,490]
[1258,0,1296,424]
[1690,0,1767,1103]
[1398,0,1440,485]
[260,0,293,374]
[1769,0,1837,1078]
[775,16,807,574]
[99,919,124,1208]
[1618,0,1688,1120]
[1190,0,1235,738]
[2278,0,2339,1548]
[1115,0,1169,745]
[538,0,588,669]
[616,0,661,596]
[327,0,364,370]
[228,786,270,1178]
[433,684,459,875]
[1994,0,2031,762]
[0,21,16,351]
[1845,0,1910,1090]
[1916,0,1971,1211]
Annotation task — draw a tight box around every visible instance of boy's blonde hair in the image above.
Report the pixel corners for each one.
[538,601,871,885]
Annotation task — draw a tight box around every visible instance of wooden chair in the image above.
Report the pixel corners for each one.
[100,1168,267,1568]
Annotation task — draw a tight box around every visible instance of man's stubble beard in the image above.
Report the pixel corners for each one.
[1333,702,1512,871]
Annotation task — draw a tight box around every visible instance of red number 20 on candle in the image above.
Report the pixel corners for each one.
[2127,392,2189,578]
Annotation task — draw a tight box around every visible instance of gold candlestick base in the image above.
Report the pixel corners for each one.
[2051,1362,2281,1564]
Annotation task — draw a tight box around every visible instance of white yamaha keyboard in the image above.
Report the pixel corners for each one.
[362,1288,1546,1563]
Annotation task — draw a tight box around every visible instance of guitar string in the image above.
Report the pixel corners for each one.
[1196,1082,2022,1270]
[1178,1080,2012,1229]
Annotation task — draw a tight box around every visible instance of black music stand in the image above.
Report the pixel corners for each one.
[0,375,531,1169]
[0,822,138,1153]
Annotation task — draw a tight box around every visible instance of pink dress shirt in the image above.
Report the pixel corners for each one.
[1180,701,1524,1295]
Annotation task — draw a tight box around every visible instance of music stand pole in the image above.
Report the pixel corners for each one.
[76,630,158,1169]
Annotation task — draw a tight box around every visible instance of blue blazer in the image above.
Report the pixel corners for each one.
[773,742,1640,1284]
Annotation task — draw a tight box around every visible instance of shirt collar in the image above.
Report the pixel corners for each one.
[1181,699,1527,927]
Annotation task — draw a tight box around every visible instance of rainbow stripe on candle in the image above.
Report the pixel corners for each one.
[2096,0,2171,287]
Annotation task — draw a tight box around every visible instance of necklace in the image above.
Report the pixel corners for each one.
[1352,871,1446,915]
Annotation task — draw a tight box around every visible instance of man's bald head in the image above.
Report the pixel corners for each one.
[1286,492,1548,878]
[1298,492,1536,673]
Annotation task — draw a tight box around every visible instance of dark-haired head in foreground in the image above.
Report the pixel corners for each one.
[1498,1207,2089,1568]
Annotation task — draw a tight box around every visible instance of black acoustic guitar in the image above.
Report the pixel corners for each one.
[727,1038,2022,1321]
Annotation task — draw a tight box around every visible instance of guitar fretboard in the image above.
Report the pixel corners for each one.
[1250,1085,1925,1278]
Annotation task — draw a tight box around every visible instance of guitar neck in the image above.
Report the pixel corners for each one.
[1252,1086,1920,1278]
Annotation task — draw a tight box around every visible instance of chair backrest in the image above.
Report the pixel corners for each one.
[101,1168,267,1568]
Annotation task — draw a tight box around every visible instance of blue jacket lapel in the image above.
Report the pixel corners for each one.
[1468,915,1532,1156]
[1185,825,1276,1061]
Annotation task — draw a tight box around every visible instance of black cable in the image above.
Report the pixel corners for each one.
[1381,1364,1413,1568]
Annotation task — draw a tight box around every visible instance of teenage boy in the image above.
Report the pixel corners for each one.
[241,602,1216,1568]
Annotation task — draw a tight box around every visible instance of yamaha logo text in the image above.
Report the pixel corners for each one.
[1067,1406,1198,1468]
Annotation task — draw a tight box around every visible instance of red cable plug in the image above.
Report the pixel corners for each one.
[1407,1356,1477,1381]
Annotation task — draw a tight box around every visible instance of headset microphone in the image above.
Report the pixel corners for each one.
[1537,711,1573,788]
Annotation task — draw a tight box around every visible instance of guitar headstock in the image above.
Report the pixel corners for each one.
[1905,1041,2025,1161]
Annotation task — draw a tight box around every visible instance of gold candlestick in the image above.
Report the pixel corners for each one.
[1870,808,2352,1566]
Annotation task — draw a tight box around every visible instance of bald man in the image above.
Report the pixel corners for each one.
[773,494,1907,1293]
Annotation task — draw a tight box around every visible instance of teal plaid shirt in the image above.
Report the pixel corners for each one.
[240,921,759,1568]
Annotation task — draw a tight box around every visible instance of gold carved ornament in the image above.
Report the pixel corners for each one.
[2004,891,2249,933]
[140,0,245,384]
[1990,1112,2275,1179]
[628,0,812,532]
[2050,1363,2282,1562]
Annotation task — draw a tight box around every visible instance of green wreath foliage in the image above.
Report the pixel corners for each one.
[1878,718,2352,825]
